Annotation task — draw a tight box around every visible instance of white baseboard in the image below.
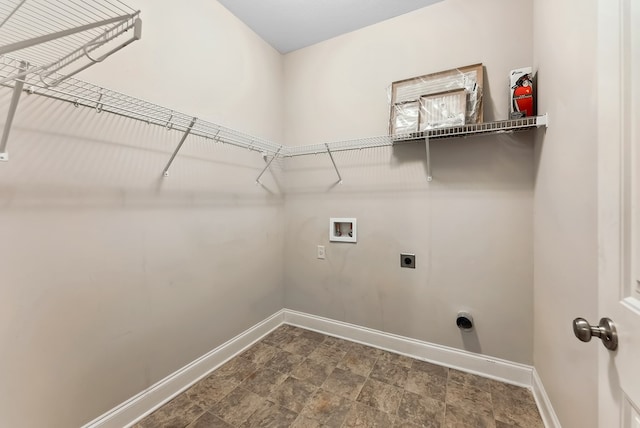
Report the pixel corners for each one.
[83,308,560,428]
[532,368,562,428]
[81,310,285,428]
[283,309,533,388]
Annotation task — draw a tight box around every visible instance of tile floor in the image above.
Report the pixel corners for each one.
[134,325,544,428]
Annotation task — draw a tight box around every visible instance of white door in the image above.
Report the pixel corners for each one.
[596,0,640,426]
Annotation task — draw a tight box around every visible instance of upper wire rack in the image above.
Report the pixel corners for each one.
[0,55,283,156]
[0,0,141,86]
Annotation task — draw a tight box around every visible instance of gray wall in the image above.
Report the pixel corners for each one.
[532,0,599,427]
[0,1,285,427]
[282,0,535,364]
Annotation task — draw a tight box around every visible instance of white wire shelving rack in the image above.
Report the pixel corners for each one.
[0,55,285,182]
[0,0,142,160]
[0,52,548,182]
[285,115,546,157]
[285,115,548,182]
[0,0,547,182]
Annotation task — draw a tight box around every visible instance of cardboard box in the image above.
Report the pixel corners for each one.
[510,67,534,119]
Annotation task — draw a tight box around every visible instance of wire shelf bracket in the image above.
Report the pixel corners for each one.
[425,136,431,182]
[325,143,343,184]
[255,146,283,184]
[163,117,197,177]
[0,60,26,161]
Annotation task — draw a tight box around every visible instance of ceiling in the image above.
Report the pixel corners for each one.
[217,0,443,54]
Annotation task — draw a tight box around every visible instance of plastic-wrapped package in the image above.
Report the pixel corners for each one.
[419,89,467,131]
[389,63,483,135]
[390,101,420,134]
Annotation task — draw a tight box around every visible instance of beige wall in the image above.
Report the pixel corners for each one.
[5,0,600,426]
[532,0,599,427]
[282,0,535,364]
[0,2,284,427]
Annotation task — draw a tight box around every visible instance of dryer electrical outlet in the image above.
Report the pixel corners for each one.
[401,253,416,268]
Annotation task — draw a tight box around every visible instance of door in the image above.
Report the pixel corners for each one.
[597,0,640,426]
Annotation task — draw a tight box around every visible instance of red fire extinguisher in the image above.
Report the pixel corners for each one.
[512,74,534,117]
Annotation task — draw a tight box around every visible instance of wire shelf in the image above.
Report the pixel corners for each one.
[0,55,283,156]
[0,52,547,160]
[285,135,397,157]
[0,0,141,86]
[0,54,547,175]
[286,115,547,157]
[393,115,546,142]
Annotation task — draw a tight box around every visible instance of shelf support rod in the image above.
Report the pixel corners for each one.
[425,135,432,182]
[0,61,28,161]
[162,117,197,177]
[326,144,343,184]
[255,146,282,184]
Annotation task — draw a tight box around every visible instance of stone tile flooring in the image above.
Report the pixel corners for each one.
[134,325,544,428]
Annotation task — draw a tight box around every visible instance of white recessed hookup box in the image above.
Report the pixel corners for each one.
[329,218,357,243]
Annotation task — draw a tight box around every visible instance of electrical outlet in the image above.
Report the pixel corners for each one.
[317,245,326,259]
[401,253,415,268]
